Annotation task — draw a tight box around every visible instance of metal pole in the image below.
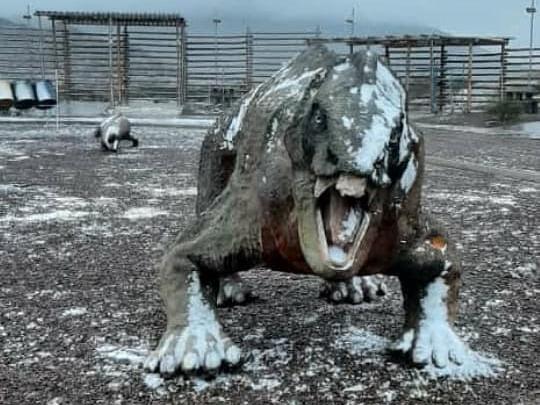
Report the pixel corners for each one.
[345,7,355,54]
[213,18,221,87]
[527,0,537,91]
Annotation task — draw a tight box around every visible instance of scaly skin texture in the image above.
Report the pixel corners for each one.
[146,46,468,376]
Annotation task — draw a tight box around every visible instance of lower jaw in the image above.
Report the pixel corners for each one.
[317,210,371,271]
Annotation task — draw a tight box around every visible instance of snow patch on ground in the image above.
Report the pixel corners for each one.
[61,307,88,317]
[96,343,148,366]
[143,373,164,389]
[0,210,90,223]
[122,207,168,220]
[428,191,517,206]
[511,262,537,278]
[147,187,197,197]
[334,326,389,354]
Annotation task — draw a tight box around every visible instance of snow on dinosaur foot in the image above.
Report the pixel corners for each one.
[145,273,242,375]
[391,277,501,380]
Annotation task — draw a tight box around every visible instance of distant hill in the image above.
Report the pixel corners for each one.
[0,17,15,26]
[0,14,439,37]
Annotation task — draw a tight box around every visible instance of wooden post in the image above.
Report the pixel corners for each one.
[176,21,181,107]
[122,26,129,104]
[405,45,411,93]
[384,45,390,66]
[500,42,507,101]
[108,16,114,107]
[62,22,72,100]
[438,44,447,113]
[116,24,122,104]
[37,15,45,79]
[245,27,253,91]
[180,24,188,104]
[51,19,59,74]
[429,39,435,113]
[467,42,473,113]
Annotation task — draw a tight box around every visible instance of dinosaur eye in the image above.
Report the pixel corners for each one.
[310,106,327,131]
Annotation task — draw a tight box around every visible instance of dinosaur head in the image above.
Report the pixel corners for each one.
[241,46,421,278]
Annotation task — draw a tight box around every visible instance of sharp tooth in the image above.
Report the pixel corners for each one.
[336,175,367,198]
[314,177,335,198]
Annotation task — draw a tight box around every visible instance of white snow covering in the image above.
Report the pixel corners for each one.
[390,328,415,352]
[334,61,352,73]
[148,187,197,197]
[251,378,281,390]
[400,157,418,193]
[335,326,389,354]
[416,277,501,380]
[429,191,517,206]
[354,62,405,174]
[260,67,325,104]
[341,116,354,130]
[122,207,168,220]
[150,272,240,373]
[223,83,263,149]
[97,343,147,366]
[61,307,87,317]
[338,209,359,242]
[0,210,90,223]
[143,373,164,389]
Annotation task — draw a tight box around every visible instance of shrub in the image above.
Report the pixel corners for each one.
[487,100,522,124]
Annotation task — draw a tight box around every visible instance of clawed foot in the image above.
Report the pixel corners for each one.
[390,325,467,368]
[144,326,241,375]
[389,323,500,379]
[145,272,242,375]
[217,274,254,307]
[320,275,387,304]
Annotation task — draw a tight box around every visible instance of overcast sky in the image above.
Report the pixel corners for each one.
[2,0,537,45]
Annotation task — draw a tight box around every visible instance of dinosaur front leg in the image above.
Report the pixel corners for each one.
[144,250,241,375]
[320,275,387,304]
[389,232,464,366]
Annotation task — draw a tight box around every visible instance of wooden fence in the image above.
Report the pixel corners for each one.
[0,23,538,113]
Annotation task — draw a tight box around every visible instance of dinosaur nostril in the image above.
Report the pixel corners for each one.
[326,147,338,165]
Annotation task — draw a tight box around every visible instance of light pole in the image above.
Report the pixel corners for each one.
[345,7,355,37]
[345,8,355,54]
[213,18,221,88]
[526,0,536,91]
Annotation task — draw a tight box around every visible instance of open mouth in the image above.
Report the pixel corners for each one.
[314,175,371,270]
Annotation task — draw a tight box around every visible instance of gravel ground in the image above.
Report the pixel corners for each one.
[0,122,538,404]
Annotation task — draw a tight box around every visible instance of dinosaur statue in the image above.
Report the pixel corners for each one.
[145,45,495,378]
[94,113,138,152]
